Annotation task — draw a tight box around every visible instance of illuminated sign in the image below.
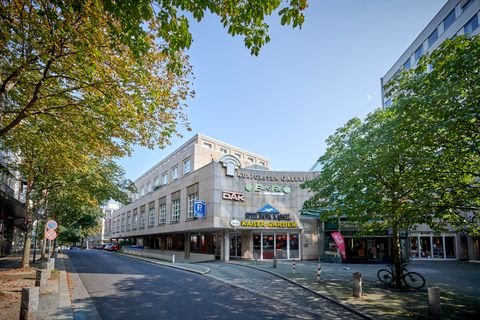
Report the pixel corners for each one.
[239,205,297,228]
[222,191,245,202]
[245,183,291,194]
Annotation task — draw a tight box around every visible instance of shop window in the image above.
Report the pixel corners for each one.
[445,236,456,258]
[420,236,432,258]
[289,234,299,259]
[432,236,444,258]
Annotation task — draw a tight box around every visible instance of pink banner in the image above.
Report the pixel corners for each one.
[331,231,346,260]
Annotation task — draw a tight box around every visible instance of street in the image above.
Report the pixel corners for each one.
[67,250,333,320]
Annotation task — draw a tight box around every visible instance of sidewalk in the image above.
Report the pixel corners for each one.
[223,259,480,319]
[0,253,73,320]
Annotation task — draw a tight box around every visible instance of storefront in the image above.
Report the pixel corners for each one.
[409,233,457,259]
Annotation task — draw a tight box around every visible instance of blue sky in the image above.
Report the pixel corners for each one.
[118,0,446,180]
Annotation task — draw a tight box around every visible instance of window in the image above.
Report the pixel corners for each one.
[154,177,160,187]
[428,29,438,47]
[203,142,213,149]
[171,166,178,180]
[247,157,254,163]
[121,217,125,232]
[414,45,423,62]
[464,14,479,35]
[462,0,473,11]
[219,147,229,154]
[116,218,120,232]
[443,9,456,32]
[139,205,145,229]
[234,152,242,159]
[162,172,168,185]
[127,211,131,231]
[403,58,411,70]
[158,201,166,224]
[385,98,392,108]
[148,202,155,226]
[171,199,180,222]
[132,208,138,230]
[147,182,152,192]
[183,158,191,175]
[140,186,145,197]
[187,184,199,219]
[259,161,266,167]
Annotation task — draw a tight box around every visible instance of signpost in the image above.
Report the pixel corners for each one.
[46,229,57,241]
[46,220,58,230]
[45,219,58,259]
[193,200,207,218]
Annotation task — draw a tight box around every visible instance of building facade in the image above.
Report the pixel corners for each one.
[380,0,480,261]
[108,134,319,261]
[0,147,26,256]
[382,0,480,108]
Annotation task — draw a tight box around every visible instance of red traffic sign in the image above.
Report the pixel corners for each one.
[46,229,57,241]
[46,220,58,230]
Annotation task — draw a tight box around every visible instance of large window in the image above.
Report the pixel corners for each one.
[132,208,138,230]
[139,205,145,229]
[187,183,199,219]
[428,29,438,47]
[414,45,423,62]
[403,58,411,70]
[171,199,180,222]
[443,9,456,32]
[464,14,479,35]
[126,211,131,231]
[158,203,166,224]
[148,202,155,226]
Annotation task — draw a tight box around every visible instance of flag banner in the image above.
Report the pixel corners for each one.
[331,231,346,260]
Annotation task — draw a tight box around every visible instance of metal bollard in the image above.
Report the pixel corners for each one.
[316,263,321,282]
[273,255,277,268]
[172,254,175,264]
[292,259,296,274]
[254,253,258,265]
[428,287,442,320]
[353,272,362,298]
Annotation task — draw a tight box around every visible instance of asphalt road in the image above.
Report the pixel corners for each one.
[67,250,324,320]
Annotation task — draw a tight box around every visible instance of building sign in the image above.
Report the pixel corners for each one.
[222,191,245,202]
[245,183,291,194]
[237,171,308,182]
[193,200,207,218]
[240,204,297,229]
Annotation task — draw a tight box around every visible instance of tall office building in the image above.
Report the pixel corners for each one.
[381,0,480,108]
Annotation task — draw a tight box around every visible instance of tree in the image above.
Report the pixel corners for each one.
[302,36,480,288]
[1,0,307,149]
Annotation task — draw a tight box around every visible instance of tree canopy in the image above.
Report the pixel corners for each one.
[302,35,480,287]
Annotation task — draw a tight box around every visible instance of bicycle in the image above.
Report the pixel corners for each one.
[377,263,426,289]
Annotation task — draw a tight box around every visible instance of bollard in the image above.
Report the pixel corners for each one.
[353,272,362,298]
[428,287,442,320]
[292,259,296,274]
[19,287,39,320]
[273,255,277,268]
[254,253,258,265]
[316,263,321,282]
[172,254,175,264]
[48,258,55,272]
[35,270,48,288]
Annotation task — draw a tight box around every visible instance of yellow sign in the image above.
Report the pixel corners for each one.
[240,220,297,228]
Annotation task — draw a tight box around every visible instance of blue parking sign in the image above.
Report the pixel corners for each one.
[194,200,206,218]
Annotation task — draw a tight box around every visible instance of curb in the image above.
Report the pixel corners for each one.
[228,262,374,320]
[116,252,211,275]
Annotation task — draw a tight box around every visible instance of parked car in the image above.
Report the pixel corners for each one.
[104,243,119,251]
[94,244,105,250]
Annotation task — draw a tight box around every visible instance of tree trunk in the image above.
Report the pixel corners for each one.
[20,178,34,268]
[392,225,402,289]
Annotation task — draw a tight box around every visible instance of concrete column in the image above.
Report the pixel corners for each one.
[224,230,230,262]
[184,232,191,260]
[353,272,362,298]
[428,287,442,320]
[19,287,39,320]
[35,269,48,288]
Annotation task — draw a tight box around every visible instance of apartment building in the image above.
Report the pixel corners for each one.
[381,0,480,107]
[108,134,319,261]
[380,0,480,261]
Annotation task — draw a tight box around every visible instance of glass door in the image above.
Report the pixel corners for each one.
[230,235,242,258]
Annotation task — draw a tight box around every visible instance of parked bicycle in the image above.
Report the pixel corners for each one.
[377,263,426,289]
